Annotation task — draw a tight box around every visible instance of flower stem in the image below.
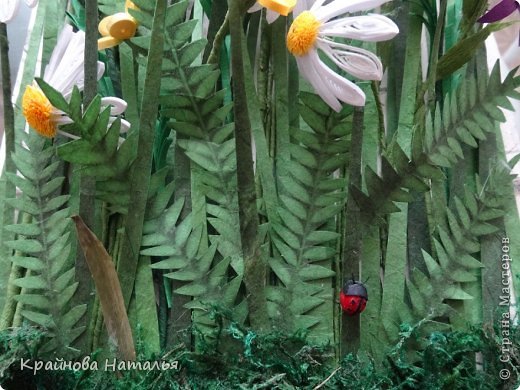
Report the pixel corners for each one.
[417,0,448,114]
[117,0,166,308]
[74,0,99,354]
[0,23,15,177]
[228,0,270,332]
[207,11,229,65]
[0,22,18,328]
[341,106,365,355]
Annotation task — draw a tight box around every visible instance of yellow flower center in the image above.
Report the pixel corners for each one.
[286,11,321,56]
[22,85,57,138]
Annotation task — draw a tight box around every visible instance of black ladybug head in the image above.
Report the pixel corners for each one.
[342,279,368,300]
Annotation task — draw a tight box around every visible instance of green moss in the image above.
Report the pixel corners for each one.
[0,318,518,389]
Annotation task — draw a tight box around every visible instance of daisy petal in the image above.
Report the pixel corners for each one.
[294,0,310,15]
[44,26,76,83]
[120,119,131,133]
[108,117,131,133]
[320,62,366,107]
[248,3,262,13]
[310,0,328,12]
[266,9,280,24]
[97,61,106,80]
[297,54,341,111]
[307,52,347,111]
[318,39,383,80]
[45,27,86,95]
[54,116,74,125]
[101,97,128,115]
[315,0,393,21]
[0,0,20,24]
[57,130,81,140]
[321,14,399,42]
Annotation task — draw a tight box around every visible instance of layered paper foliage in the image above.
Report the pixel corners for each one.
[0,0,518,377]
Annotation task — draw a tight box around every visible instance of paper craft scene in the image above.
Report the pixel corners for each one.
[0,0,519,389]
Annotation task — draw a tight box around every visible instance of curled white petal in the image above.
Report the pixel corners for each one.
[24,0,38,7]
[318,39,383,80]
[314,53,366,108]
[57,130,81,141]
[120,119,131,133]
[97,61,106,80]
[315,0,393,21]
[0,0,20,23]
[297,54,341,112]
[108,117,131,134]
[321,14,399,42]
[297,47,367,111]
[101,97,128,115]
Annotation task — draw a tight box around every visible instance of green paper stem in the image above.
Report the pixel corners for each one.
[476,53,502,326]
[341,107,364,355]
[74,0,99,354]
[203,0,228,63]
[271,18,290,197]
[228,0,270,332]
[118,0,166,308]
[257,15,270,146]
[0,22,17,317]
[0,263,23,330]
[207,11,229,65]
[242,24,278,225]
[417,0,447,116]
[0,23,15,181]
[167,149,192,348]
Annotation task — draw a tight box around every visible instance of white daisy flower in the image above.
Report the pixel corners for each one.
[0,0,38,24]
[287,0,399,111]
[248,0,297,24]
[22,25,130,138]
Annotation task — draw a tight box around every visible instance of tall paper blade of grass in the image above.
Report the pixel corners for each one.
[0,4,46,329]
[118,0,167,308]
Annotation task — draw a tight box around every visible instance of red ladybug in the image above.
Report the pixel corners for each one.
[340,279,368,315]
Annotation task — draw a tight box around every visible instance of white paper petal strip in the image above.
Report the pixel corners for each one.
[248,3,262,13]
[101,97,128,116]
[321,14,399,42]
[120,119,131,133]
[315,0,393,21]
[266,9,280,24]
[0,0,20,23]
[318,39,383,80]
[317,56,366,108]
[297,54,340,112]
